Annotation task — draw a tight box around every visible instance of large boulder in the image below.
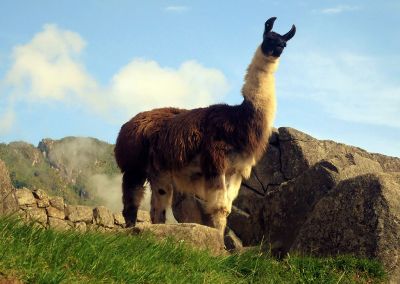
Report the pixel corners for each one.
[15,188,37,207]
[278,127,399,179]
[0,159,18,214]
[172,192,210,225]
[227,128,399,249]
[262,152,387,255]
[228,189,265,246]
[132,223,225,254]
[93,206,115,228]
[241,129,284,195]
[292,173,400,283]
[33,189,50,208]
[66,205,93,223]
[262,160,339,255]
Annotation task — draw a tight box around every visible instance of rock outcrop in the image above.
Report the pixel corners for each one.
[131,223,225,254]
[172,127,400,280]
[292,172,400,283]
[0,160,18,215]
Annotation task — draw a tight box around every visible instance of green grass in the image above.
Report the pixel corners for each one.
[0,217,386,283]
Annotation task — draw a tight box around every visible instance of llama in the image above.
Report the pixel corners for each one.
[115,17,296,235]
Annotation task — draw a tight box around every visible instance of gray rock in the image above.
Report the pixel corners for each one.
[132,223,225,254]
[277,127,398,180]
[228,189,264,246]
[0,159,18,214]
[33,189,50,208]
[93,206,114,228]
[113,212,126,226]
[262,160,340,256]
[74,222,87,232]
[243,144,284,195]
[15,188,36,207]
[278,127,323,179]
[49,196,65,211]
[46,206,65,220]
[172,192,209,225]
[137,209,151,223]
[26,207,48,225]
[227,128,399,251]
[66,205,93,223]
[291,172,400,283]
[48,217,71,231]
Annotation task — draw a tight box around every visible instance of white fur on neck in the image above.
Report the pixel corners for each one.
[241,46,279,130]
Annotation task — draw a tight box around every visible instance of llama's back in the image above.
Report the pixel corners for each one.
[114,107,186,173]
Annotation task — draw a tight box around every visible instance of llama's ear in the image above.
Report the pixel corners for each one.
[263,17,277,37]
[282,25,296,41]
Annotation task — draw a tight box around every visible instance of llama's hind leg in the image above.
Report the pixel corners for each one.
[122,170,146,227]
[150,184,173,224]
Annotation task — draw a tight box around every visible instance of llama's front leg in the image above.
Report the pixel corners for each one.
[122,171,146,227]
[204,175,230,237]
[150,183,173,224]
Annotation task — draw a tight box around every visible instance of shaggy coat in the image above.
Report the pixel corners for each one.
[114,46,280,233]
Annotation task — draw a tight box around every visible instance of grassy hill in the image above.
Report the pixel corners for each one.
[0,217,386,283]
[0,137,120,207]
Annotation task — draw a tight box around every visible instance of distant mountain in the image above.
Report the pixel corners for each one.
[0,137,120,206]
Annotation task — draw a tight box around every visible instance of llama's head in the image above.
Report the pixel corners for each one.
[261,17,296,57]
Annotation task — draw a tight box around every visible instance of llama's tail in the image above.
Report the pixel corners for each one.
[115,107,186,173]
[114,118,149,174]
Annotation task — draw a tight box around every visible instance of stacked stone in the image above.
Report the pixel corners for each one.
[14,188,138,232]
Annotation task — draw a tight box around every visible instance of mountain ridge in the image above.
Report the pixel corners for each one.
[0,136,120,206]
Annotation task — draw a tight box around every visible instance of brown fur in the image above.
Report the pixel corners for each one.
[149,101,268,178]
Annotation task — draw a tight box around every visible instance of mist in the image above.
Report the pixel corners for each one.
[89,174,151,213]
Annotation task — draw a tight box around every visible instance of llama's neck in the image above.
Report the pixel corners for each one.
[241,46,279,131]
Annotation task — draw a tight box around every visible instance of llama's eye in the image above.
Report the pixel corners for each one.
[158,189,166,195]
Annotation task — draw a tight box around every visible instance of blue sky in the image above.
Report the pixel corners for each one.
[0,0,399,157]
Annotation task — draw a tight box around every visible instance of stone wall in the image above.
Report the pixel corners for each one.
[1,157,224,253]
[15,188,132,231]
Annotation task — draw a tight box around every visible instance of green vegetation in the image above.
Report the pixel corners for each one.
[0,142,67,195]
[0,137,120,206]
[0,217,386,283]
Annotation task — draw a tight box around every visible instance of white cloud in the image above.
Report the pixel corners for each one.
[110,59,228,114]
[0,108,15,134]
[165,5,189,12]
[315,5,361,14]
[5,24,98,102]
[3,24,229,123]
[282,51,400,128]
